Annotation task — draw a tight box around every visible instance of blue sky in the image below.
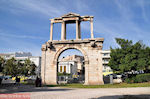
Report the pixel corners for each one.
[0,0,150,56]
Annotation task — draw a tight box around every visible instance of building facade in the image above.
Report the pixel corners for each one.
[0,52,32,59]
[101,50,113,76]
[58,55,84,75]
[58,61,77,74]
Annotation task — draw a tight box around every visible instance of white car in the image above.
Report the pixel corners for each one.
[113,75,122,83]
[2,76,15,84]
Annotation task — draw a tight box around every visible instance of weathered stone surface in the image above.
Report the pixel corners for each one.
[41,39,104,85]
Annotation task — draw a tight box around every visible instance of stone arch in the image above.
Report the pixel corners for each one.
[53,45,89,85]
[53,45,89,65]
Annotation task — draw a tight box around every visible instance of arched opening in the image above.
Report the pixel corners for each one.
[57,49,85,84]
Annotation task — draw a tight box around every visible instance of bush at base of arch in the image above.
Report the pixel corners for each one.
[57,72,71,76]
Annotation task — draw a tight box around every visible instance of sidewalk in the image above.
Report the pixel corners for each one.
[0,84,150,99]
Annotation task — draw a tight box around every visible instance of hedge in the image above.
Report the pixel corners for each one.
[125,73,150,83]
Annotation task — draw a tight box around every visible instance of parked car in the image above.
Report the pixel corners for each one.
[4,76,12,80]
[113,74,122,83]
[12,76,28,81]
[1,76,15,84]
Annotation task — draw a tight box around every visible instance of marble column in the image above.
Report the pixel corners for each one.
[76,20,81,40]
[90,19,94,39]
[61,21,66,40]
[79,21,81,39]
[50,23,53,41]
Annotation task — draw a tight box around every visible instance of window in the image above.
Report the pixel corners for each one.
[103,53,108,56]
[64,66,66,73]
[60,66,62,72]
[103,59,109,62]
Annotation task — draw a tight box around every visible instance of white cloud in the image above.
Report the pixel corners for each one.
[0,29,42,56]
[0,35,41,56]
[1,0,67,17]
[0,32,45,40]
[136,0,149,22]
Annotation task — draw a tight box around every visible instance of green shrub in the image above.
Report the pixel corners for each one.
[125,73,150,83]
[125,78,132,83]
[57,72,71,76]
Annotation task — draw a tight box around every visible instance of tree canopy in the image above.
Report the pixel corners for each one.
[2,57,36,77]
[108,38,150,73]
[2,57,18,77]
[21,59,36,76]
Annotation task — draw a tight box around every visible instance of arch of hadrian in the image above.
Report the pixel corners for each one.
[41,13,104,85]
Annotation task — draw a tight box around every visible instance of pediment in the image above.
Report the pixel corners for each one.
[61,12,80,18]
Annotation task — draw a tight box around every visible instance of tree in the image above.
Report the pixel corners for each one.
[0,57,5,72]
[21,59,36,76]
[2,58,36,77]
[2,57,19,77]
[108,38,133,72]
[144,47,150,72]
[108,38,150,73]
[115,38,132,49]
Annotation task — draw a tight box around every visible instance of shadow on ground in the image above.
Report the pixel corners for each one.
[0,84,73,93]
[93,94,150,99]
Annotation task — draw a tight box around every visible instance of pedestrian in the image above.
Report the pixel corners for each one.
[39,77,42,87]
[15,76,20,86]
[35,76,39,87]
[0,77,2,85]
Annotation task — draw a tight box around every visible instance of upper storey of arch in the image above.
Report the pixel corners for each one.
[50,12,94,24]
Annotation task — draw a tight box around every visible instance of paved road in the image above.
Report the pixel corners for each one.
[0,85,150,99]
[30,87,150,99]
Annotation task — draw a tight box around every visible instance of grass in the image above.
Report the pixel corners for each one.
[46,82,150,88]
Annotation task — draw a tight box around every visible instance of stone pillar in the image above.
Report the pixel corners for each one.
[79,21,81,39]
[90,18,94,39]
[76,20,81,40]
[50,23,53,41]
[84,61,89,85]
[61,21,66,40]
[41,44,47,85]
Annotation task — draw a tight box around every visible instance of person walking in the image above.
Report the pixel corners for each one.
[35,76,39,87]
